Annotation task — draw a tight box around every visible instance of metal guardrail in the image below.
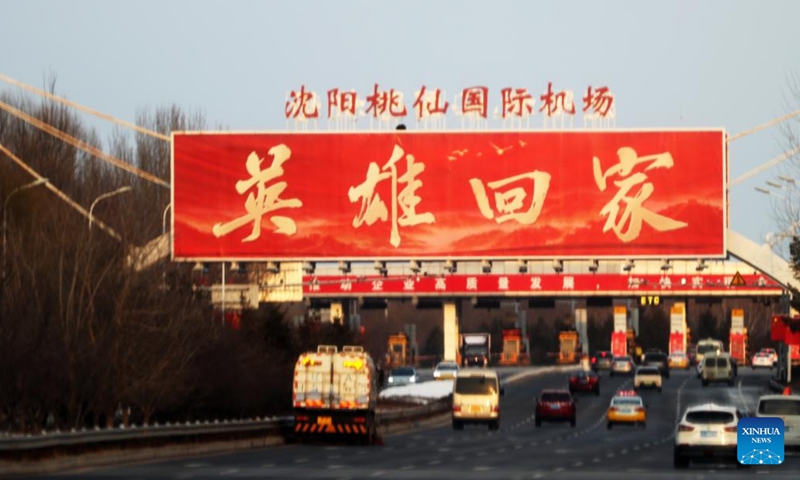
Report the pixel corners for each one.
[0,398,452,454]
[0,417,291,452]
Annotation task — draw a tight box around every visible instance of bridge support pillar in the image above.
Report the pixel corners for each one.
[443,301,460,363]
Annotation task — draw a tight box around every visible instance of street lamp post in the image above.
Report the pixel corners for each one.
[89,186,132,230]
[162,203,171,290]
[3,178,49,282]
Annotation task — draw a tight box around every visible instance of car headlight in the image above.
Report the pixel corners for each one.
[410,377,416,383]
[388,378,394,383]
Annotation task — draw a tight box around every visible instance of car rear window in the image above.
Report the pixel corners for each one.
[637,367,659,375]
[645,353,667,362]
[541,392,571,402]
[612,398,642,406]
[686,411,735,424]
[455,376,497,395]
[759,399,800,415]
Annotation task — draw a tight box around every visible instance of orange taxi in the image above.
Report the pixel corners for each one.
[607,390,647,429]
[668,351,689,370]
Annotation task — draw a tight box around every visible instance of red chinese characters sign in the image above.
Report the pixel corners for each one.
[303,274,779,297]
[171,130,727,261]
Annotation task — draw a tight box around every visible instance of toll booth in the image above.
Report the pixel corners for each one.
[386,333,409,368]
[729,330,748,366]
[499,328,526,365]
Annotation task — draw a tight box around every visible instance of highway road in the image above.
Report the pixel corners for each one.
[36,368,799,479]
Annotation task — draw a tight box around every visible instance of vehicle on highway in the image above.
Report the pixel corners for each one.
[568,369,600,395]
[591,350,613,371]
[610,356,635,376]
[387,366,420,386]
[452,369,502,430]
[751,351,774,369]
[535,389,577,427]
[760,347,779,365]
[695,338,724,368]
[674,403,742,468]
[634,366,662,392]
[756,394,800,449]
[668,351,689,369]
[701,354,734,387]
[606,390,646,429]
[642,351,670,378]
[292,345,378,444]
[433,361,459,380]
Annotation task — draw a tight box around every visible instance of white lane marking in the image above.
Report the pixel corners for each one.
[185,463,208,468]
[621,449,628,454]
[473,466,491,471]
[400,465,414,470]
[428,460,441,465]
[219,469,239,476]
[573,461,584,467]
[328,454,342,459]
[438,447,451,452]
[533,473,545,479]
[592,457,601,463]
[607,453,615,458]
[555,449,569,454]
[369,471,385,477]
[259,464,275,468]
[294,458,309,463]
[327,465,345,469]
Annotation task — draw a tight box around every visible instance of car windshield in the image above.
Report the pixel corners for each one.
[644,354,666,362]
[455,376,497,395]
[437,363,458,371]
[464,345,485,355]
[637,367,659,375]
[541,392,571,402]
[391,368,415,376]
[697,344,721,355]
[612,398,642,406]
[758,399,800,415]
[685,411,734,424]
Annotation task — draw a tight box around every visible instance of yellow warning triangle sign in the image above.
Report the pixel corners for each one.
[730,271,746,287]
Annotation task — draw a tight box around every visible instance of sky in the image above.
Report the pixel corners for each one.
[2,0,800,250]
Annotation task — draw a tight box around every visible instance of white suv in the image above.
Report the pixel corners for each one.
[674,403,744,468]
[756,394,800,449]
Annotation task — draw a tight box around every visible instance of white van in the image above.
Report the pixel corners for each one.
[452,369,503,431]
[701,354,734,387]
[756,394,800,448]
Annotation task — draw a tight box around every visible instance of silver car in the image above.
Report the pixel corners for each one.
[610,356,635,376]
[387,367,420,386]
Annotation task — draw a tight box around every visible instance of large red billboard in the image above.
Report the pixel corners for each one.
[172,130,726,261]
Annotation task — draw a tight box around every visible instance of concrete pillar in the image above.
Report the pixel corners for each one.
[575,308,588,355]
[443,301,460,362]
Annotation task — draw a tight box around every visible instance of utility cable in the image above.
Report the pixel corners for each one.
[730,145,800,187]
[0,72,168,142]
[0,141,122,241]
[728,110,800,143]
[0,99,169,189]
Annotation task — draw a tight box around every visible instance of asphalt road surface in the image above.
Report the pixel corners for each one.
[34,368,800,479]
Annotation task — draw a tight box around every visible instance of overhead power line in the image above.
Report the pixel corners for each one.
[0,141,123,241]
[730,144,800,186]
[0,72,168,142]
[0,99,169,189]
[728,109,800,143]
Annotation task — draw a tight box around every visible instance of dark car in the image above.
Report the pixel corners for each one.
[643,352,670,379]
[591,351,613,371]
[569,370,600,395]
[535,389,576,427]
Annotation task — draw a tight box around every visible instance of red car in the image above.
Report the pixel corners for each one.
[569,370,600,396]
[535,389,577,427]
